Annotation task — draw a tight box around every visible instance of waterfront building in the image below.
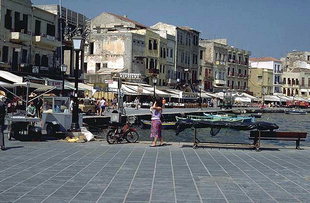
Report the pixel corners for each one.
[248,68,273,97]
[227,46,250,92]
[281,51,310,98]
[199,39,227,92]
[0,0,61,80]
[282,68,310,98]
[84,13,173,88]
[84,12,150,86]
[151,22,200,89]
[199,39,250,92]
[250,57,282,95]
[198,45,213,91]
[281,51,310,72]
[34,4,88,79]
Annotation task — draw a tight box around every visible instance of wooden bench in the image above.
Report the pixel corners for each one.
[249,131,307,150]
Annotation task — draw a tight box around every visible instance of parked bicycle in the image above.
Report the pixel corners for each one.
[106,116,139,144]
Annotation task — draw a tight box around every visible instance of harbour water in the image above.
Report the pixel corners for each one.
[134,113,310,146]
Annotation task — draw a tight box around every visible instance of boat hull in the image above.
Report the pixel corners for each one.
[140,120,176,129]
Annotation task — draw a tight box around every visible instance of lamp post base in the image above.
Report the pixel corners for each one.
[70,123,80,132]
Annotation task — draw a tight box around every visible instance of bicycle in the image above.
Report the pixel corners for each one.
[106,116,139,144]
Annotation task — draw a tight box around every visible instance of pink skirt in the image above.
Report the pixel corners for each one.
[150,119,162,138]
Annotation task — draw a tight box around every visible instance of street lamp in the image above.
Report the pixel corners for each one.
[70,35,84,131]
[152,77,158,99]
[199,85,203,109]
[60,64,67,96]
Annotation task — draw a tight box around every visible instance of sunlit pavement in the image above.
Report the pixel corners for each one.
[0,140,310,203]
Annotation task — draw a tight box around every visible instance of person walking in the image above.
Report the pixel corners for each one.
[150,98,164,147]
[134,97,139,110]
[0,91,6,151]
[99,97,106,116]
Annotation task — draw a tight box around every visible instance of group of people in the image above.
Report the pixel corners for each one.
[95,97,118,116]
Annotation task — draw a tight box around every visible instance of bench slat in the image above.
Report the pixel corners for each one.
[250,131,307,139]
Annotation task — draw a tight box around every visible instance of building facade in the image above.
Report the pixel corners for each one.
[84,12,150,85]
[34,4,87,78]
[248,68,273,97]
[151,22,200,89]
[281,51,310,98]
[199,39,227,91]
[227,46,250,92]
[199,39,250,92]
[282,68,310,98]
[0,0,61,79]
[250,57,282,95]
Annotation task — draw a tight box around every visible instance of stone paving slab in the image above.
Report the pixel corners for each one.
[0,140,310,203]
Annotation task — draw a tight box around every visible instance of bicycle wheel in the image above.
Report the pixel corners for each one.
[106,130,117,144]
[125,130,139,143]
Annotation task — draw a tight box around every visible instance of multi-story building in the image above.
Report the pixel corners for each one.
[131,29,167,86]
[151,22,200,88]
[227,46,250,92]
[250,57,282,95]
[198,46,213,91]
[34,4,87,77]
[151,29,176,86]
[248,68,273,97]
[281,51,310,98]
[199,39,227,92]
[0,0,61,79]
[282,68,310,98]
[281,51,310,72]
[84,12,149,85]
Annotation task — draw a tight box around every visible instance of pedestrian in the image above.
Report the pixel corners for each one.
[112,97,117,109]
[26,101,36,117]
[0,91,7,151]
[150,98,164,147]
[95,98,100,115]
[99,97,106,116]
[134,97,139,110]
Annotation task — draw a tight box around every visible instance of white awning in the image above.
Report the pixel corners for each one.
[264,95,280,102]
[121,85,138,95]
[234,97,252,103]
[65,82,93,91]
[0,70,23,83]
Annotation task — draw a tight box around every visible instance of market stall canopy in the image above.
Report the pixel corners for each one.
[65,82,93,91]
[264,95,280,102]
[234,96,252,103]
[0,70,23,83]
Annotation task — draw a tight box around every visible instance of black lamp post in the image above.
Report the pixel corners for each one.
[152,77,157,99]
[70,35,84,131]
[60,64,67,96]
[199,85,202,109]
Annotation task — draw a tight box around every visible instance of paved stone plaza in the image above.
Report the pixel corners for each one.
[0,140,310,203]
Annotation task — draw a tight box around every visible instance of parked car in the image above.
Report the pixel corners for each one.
[79,98,96,115]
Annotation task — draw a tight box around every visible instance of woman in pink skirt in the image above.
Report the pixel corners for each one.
[150,98,163,147]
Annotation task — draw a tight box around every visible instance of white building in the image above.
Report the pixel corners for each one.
[250,57,282,94]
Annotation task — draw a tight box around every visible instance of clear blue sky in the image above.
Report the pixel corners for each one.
[32,0,310,59]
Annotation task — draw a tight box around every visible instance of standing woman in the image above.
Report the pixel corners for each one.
[150,98,164,147]
[0,91,7,150]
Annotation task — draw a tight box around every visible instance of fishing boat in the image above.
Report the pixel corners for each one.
[140,120,176,129]
[203,113,254,123]
[285,109,308,115]
[176,113,254,123]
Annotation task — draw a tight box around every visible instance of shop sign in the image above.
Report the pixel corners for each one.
[46,79,63,89]
[120,73,141,80]
[23,76,45,85]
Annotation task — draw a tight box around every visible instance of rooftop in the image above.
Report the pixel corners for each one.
[250,57,281,62]
[106,12,148,29]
